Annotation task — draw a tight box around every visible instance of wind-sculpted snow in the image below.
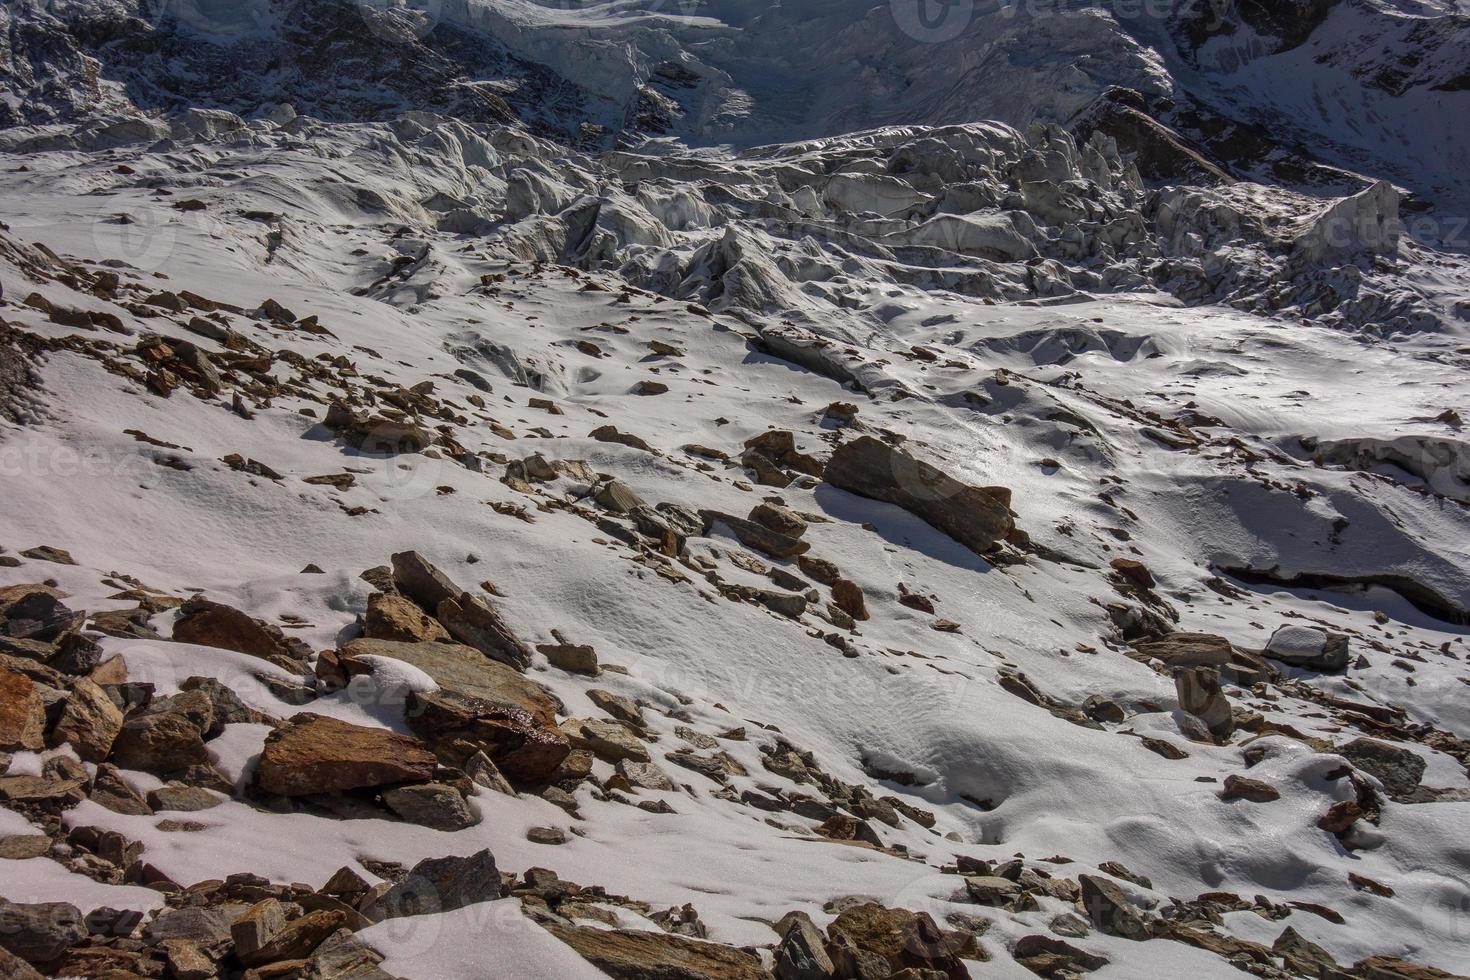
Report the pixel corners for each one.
[1,4,1469,979]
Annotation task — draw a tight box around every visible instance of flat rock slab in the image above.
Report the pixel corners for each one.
[253,713,437,796]
[342,638,560,725]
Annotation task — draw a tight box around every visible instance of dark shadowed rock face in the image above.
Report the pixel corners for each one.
[823,436,1014,555]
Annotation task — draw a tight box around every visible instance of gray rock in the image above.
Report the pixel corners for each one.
[1078,875,1148,941]
[775,915,835,980]
[1264,625,1349,672]
[381,783,480,830]
[368,849,500,919]
[1339,738,1426,799]
[0,901,86,962]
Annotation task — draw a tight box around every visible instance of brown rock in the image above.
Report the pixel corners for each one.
[700,510,810,559]
[749,502,807,538]
[827,903,972,979]
[253,713,437,797]
[1219,775,1280,803]
[381,782,479,830]
[1133,633,1233,667]
[830,579,868,621]
[1078,875,1148,941]
[172,596,305,666]
[823,436,1014,555]
[341,639,558,725]
[50,678,123,762]
[89,764,153,815]
[1110,558,1155,589]
[543,923,769,980]
[0,670,46,751]
[1173,666,1233,740]
[405,689,569,785]
[363,593,447,643]
[110,691,213,774]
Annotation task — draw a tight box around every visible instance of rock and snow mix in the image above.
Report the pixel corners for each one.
[1,1,1469,979]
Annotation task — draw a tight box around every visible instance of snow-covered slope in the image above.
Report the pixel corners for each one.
[1,3,1468,980]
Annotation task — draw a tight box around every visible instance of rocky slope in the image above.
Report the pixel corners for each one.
[1,2,1469,980]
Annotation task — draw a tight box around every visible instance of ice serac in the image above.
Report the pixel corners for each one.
[823,436,1015,556]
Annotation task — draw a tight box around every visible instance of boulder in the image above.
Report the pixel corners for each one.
[0,901,86,963]
[368,850,500,919]
[823,436,1013,555]
[172,596,306,667]
[342,639,559,724]
[542,923,769,980]
[1173,667,1233,740]
[405,688,569,785]
[560,718,649,763]
[363,593,447,643]
[1133,633,1233,667]
[1078,875,1148,941]
[1263,625,1349,672]
[0,670,46,751]
[253,713,438,796]
[435,593,534,671]
[826,903,972,979]
[1338,738,1426,799]
[382,782,480,830]
[50,678,123,762]
[1219,775,1280,803]
[775,916,835,980]
[830,579,868,621]
[700,510,810,559]
[749,502,807,538]
[110,690,214,774]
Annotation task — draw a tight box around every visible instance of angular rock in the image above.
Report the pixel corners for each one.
[1133,633,1233,667]
[1338,739,1426,799]
[560,718,649,763]
[543,923,770,980]
[342,639,558,724]
[382,782,480,830]
[700,510,810,560]
[775,915,835,980]
[965,875,1020,906]
[231,899,286,963]
[89,765,153,816]
[1173,666,1233,740]
[830,579,868,621]
[50,678,123,762]
[826,903,971,980]
[538,642,599,675]
[615,760,674,792]
[1264,625,1350,672]
[435,593,534,671]
[405,687,569,785]
[363,592,447,643]
[172,596,305,666]
[0,670,46,751]
[0,901,86,963]
[749,502,807,538]
[823,436,1014,555]
[1219,775,1280,803]
[253,713,437,797]
[146,783,224,812]
[110,690,214,774]
[239,909,344,967]
[369,849,500,920]
[1078,875,1148,941]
